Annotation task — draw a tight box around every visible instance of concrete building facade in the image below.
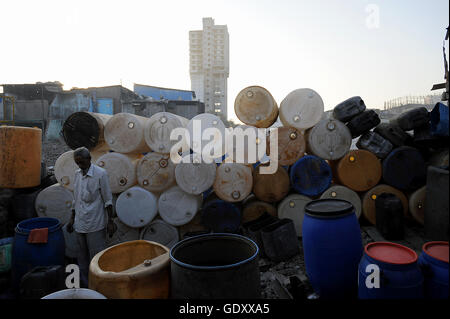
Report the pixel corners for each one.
[189,17,229,120]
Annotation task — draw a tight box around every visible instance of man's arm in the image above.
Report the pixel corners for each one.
[99,172,116,237]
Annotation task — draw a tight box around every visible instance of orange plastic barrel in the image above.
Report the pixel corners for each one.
[0,126,42,188]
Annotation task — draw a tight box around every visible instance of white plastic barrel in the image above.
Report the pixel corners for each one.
[54,150,78,191]
[320,185,362,219]
[279,88,324,130]
[213,163,253,202]
[136,152,176,194]
[140,219,179,249]
[35,183,74,225]
[104,113,150,154]
[409,186,426,225]
[225,125,266,165]
[96,152,140,194]
[158,186,202,226]
[144,112,189,154]
[175,154,217,195]
[106,217,140,248]
[234,86,279,128]
[115,186,158,228]
[277,194,312,237]
[186,113,226,161]
[42,288,107,299]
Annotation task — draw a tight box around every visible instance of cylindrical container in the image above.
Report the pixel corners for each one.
[242,195,277,223]
[382,146,427,191]
[136,153,176,194]
[261,219,300,262]
[374,122,409,147]
[54,150,78,191]
[418,241,449,299]
[267,126,305,166]
[96,152,140,194]
[320,185,362,219]
[346,110,381,138]
[234,86,279,128]
[213,163,253,202]
[302,199,363,298]
[105,218,140,248]
[226,125,265,165]
[42,288,107,299]
[252,164,290,203]
[279,88,324,130]
[62,112,112,152]
[158,186,202,227]
[186,113,227,160]
[89,240,170,299]
[395,107,430,131]
[424,166,449,241]
[430,102,449,137]
[332,96,366,123]
[362,184,408,225]
[277,194,312,237]
[170,233,261,298]
[305,118,352,160]
[34,184,74,225]
[408,186,426,225]
[175,154,217,195]
[115,186,158,228]
[0,126,42,188]
[201,195,242,233]
[140,219,180,249]
[336,150,382,192]
[356,131,393,159]
[358,242,424,299]
[290,155,332,197]
[375,193,404,240]
[104,113,151,154]
[144,112,189,154]
[0,237,13,273]
[11,217,65,292]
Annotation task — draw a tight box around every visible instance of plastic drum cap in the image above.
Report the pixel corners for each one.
[115,186,158,228]
[365,242,418,265]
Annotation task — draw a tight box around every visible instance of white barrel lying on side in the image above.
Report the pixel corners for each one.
[106,217,140,248]
[409,186,426,225]
[96,152,140,194]
[35,183,74,225]
[54,150,78,191]
[175,154,217,195]
[279,88,324,130]
[136,152,176,194]
[158,186,202,226]
[213,163,253,202]
[277,194,312,237]
[104,113,151,154]
[320,185,362,219]
[42,288,107,299]
[115,186,158,228]
[140,219,179,249]
[144,112,189,154]
[225,125,266,165]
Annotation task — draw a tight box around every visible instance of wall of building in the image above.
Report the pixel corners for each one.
[134,84,195,101]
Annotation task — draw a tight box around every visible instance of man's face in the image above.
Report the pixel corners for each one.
[74,155,91,173]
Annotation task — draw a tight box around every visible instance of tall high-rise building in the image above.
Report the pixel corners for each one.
[189,17,229,120]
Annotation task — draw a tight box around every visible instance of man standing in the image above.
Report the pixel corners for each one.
[67,147,116,287]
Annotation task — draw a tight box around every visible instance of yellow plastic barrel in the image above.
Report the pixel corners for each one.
[0,126,42,188]
[89,240,170,299]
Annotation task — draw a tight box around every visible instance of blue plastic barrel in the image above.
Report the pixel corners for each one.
[302,199,363,298]
[430,102,449,137]
[290,155,332,197]
[11,217,65,292]
[358,242,423,299]
[202,195,242,233]
[418,241,449,299]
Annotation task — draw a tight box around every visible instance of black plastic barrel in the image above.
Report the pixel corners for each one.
[170,233,261,298]
[374,123,409,147]
[333,96,366,123]
[356,131,393,159]
[19,265,66,299]
[375,193,404,240]
[62,111,101,150]
[346,110,381,138]
[396,107,430,131]
[261,219,300,262]
[244,213,278,257]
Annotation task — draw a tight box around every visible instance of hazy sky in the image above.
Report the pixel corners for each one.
[1,0,448,121]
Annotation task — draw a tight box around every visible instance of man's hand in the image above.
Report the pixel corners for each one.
[66,217,75,233]
[107,219,117,238]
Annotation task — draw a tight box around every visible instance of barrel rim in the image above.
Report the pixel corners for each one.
[15,217,62,234]
[170,233,259,271]
[365,242,418,265]
[304,198,354,218]
[422,241,449,264]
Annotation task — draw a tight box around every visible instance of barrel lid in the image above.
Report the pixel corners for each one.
[304,199,354,218]
[365,242,418,265]
[423,241,449,263]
